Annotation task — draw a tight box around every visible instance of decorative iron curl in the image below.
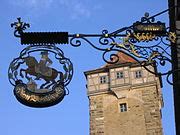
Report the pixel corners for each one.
[69,34,83,47]
[99,30,115,45]
[166,69,180,85]
[140,12,155,23]
[102,50,120,64]
[102,49,138,64]
[8,57,25,86]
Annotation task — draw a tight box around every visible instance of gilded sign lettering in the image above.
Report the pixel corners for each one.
[14,84,65,107]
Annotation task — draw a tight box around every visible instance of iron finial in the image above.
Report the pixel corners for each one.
[11,17,30,37]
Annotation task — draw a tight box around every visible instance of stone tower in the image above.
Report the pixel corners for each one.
[84,52,164,135]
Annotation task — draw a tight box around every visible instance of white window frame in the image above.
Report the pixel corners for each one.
[99,76,107,84]
[135,70,142,78]
[116,71,124,79]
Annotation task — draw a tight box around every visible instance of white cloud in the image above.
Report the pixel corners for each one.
[56,0,91,20]
[9,0,92,20]
[68,1,91,20]
[11,0,53,9]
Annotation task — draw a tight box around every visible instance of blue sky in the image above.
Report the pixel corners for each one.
[0,0,175,135]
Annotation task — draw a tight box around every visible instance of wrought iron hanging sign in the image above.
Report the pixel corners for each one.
[9,18,73,107]
[10,8,177,107]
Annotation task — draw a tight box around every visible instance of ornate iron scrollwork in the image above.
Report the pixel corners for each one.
[68,12,177,84]
[8,44,73,107]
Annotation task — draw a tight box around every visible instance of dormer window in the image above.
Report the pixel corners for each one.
[100,76,107,84]
[116,71,124,79]
[135,70,142,78]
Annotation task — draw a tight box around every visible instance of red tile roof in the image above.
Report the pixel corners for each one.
[104,52,137,67]
[84,52,138,76]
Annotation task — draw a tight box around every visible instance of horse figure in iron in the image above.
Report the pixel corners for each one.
[20,56,63,89]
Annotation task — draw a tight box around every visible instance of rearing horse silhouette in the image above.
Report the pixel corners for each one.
[20,56,63,89]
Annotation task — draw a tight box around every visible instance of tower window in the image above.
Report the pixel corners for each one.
[120,103,127,112]
[100,76,107,84]
[116,71,124,79]
[135,70,142,78]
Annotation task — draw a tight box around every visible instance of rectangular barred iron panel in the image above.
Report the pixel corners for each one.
[21,32,69,45]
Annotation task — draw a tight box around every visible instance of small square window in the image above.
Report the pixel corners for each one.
[120,103,127,112]
[135,70,142,78]
[100,76,107,84]
[116,72,124,79]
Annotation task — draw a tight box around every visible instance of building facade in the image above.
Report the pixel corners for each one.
[84,52,164,135]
